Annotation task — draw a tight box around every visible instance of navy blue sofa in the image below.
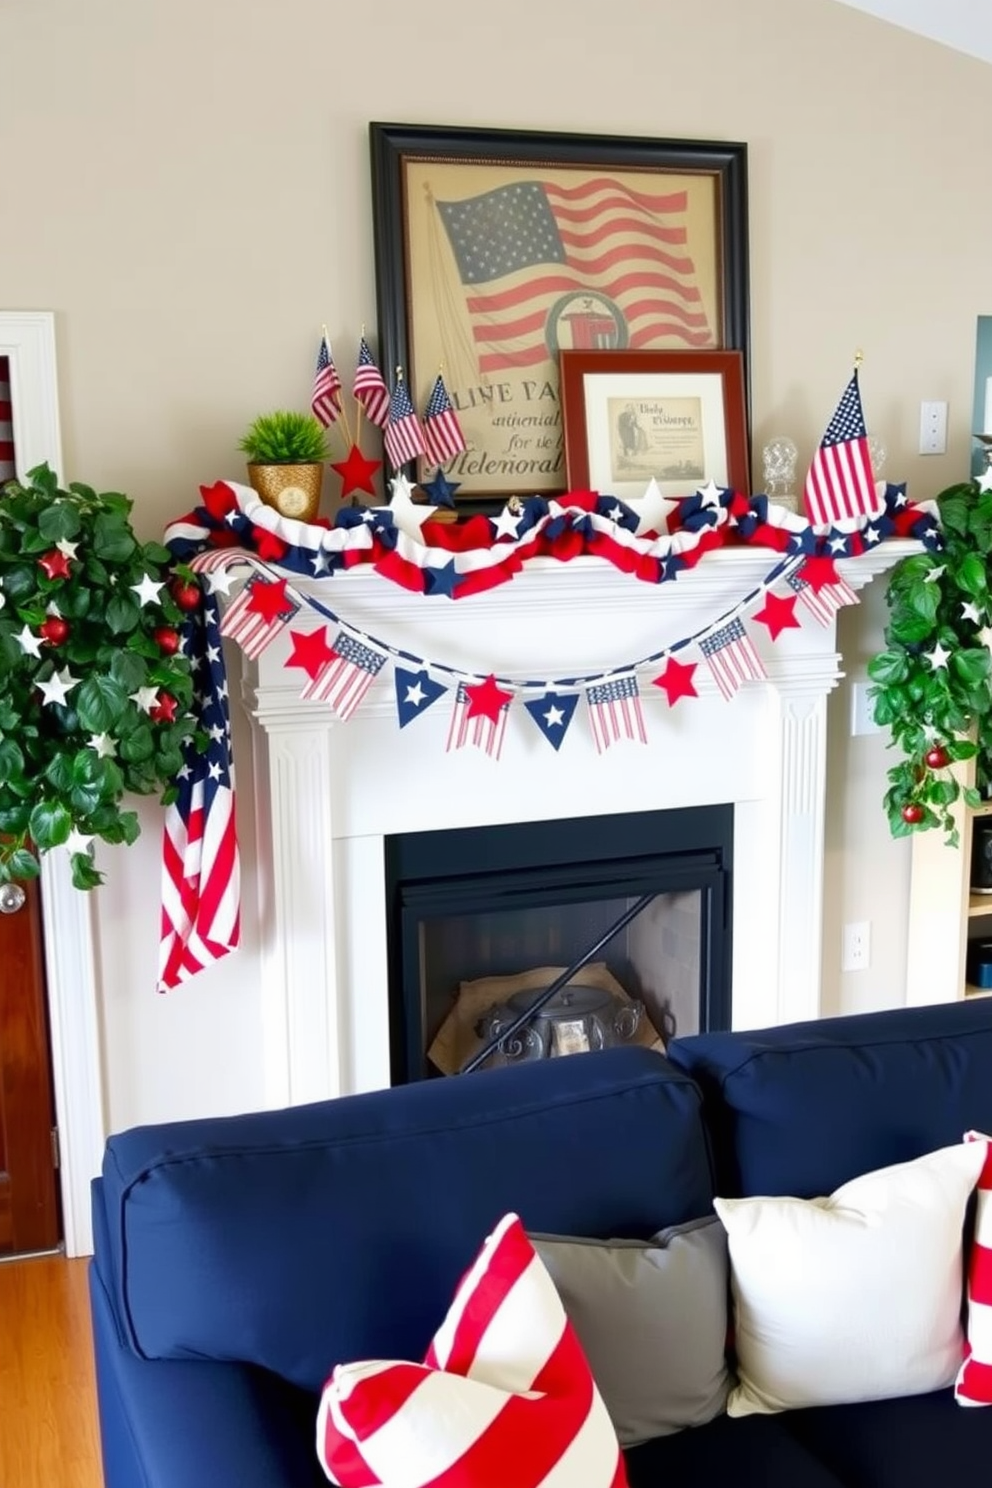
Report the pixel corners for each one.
[89,999,992,1487]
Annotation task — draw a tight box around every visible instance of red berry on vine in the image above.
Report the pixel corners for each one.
[150,692,179,724]
[40,615,70,645]
[924,746,949,770]
[153,626,180,655]
[902,803,925,824]
[170,578,201,612]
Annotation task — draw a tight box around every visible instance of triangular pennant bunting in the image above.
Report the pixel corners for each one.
[395,666,448,728]
[523,690,580,750]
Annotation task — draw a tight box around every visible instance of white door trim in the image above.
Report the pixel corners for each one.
[2,311,104,1256]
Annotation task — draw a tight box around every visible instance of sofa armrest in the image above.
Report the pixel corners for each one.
[89,1263,326,1488]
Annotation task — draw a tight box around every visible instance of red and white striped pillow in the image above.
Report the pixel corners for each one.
[316,1212,627,1488]
[956,1131,992,1406]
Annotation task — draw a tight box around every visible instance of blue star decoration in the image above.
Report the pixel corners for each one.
[523,690,580,750]
[420,468,460,509]
[423,558,461,599]
[394,667,448,728]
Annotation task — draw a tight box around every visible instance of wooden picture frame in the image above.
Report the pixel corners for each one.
[369,122,749,511]
[559,348,750,500]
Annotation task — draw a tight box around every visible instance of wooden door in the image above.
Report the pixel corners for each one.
[0,879,60,1255]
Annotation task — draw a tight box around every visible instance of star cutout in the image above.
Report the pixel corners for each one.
[330,443,382,499]
[464,674,514,724]
[129,685,160,713]
[978,468,992,494]
[55,537,80,560]
[205,566,239,596]
[652,656,698,706]
[38,667,81,707]
[862,524,880,545]
[491,504,523,540]
[64,827,94,857]
[246,577,293,622]
[923,564,946,585]
[38,548,72,581]
[150,693,179,723]
[697,478,723,506]
[828,536,848,554]
[753,591,801,641]
[310,549,332,575]
[797,556,840,593]
[88,732,117,758]
[962,602,983,625]
[131,573,165,606]
[15,624,43,658]
[606,504,625,524]
[543,704,565,728]
[423,559,461,599]
[405,680,426,708]
[387,473,438,537]
[420,468,460,509]
[928,641,952,670]
[285,627,336,680]
[390,472,417,504]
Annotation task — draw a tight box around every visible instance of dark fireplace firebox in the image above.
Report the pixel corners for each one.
[384,805,733,1085]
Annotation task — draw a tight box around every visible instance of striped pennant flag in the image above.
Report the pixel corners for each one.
[803,370,881,528]
[700,616,767,700]
[446,680,510,760]
[585,675,647,753]
[786,570,858,628]
[353,335,391,428]
[301,631,387,719]
[311,334,343,427]
[956,1132,992,1405]
[219,574,299,659]
[422,372,467,466]
[384,375,427,470]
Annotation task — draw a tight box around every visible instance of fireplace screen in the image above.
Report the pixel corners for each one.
[385,806,732,1083]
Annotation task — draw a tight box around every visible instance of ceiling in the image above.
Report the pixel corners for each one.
[834,0,992,64]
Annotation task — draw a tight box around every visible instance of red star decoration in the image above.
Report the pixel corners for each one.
[247,578,292,622]
[652,657,698,706]
[150,692,179,724]
[285,627,335,680]
[199,481,238,521]
[38,548,72,581]
[252,527,289,563]
[798,556,840,593]
[331,443,382,499]
[464,674,514,724]
[754,591,802,641]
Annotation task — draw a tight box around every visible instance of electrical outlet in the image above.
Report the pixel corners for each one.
[919,400,948,455]
[850,681,883,736]
[842,920,871,972]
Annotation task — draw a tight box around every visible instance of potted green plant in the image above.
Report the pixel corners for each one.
[0,463,200,888]
[239,410,330,522]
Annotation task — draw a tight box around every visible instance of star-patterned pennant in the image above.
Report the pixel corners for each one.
[220,575,300,659]
[394,666,448,728]
[523,690,579,751]
[446,677,513,759]
[301,632,388,720]
[786,569,858,627]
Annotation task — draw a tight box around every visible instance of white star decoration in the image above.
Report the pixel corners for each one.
[55,537,80,560]
[627,478,676,537]
[405,681,426,708]
[129,685,160,713]
[15,624,42,658]
[64,827,94,857]
[697,479,723,506]
[131,573,165,606]
[88,732,117,758]
[387,473,438,539]
[543,705,565,729]
[205,567,238,596]
[923,565,946,585]
[38,668,80,706]
[962,602,984,625]
[928,641,952,670]
[492,504,523,540]
[977,468,992,494]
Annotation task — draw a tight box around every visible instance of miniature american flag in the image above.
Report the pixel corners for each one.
[301,631,387,719]
[219,575,299,659]
[158,585,240,990]
[446,681,510,760]
[422,372,467,466]
[311,334,343,427]
[353,335,390,427]
[585,675,647,753]
[786,570,858,627]
[700,616,767,700]
[384,376,427,469]
[803,371,881,528]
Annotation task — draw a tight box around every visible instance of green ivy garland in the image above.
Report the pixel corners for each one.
[868,478,992,845]
[0,463,200,888]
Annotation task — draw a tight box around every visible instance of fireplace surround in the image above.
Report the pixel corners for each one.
[241,543,915,1109]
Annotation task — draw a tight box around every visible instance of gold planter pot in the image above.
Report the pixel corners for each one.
[246,462,324,522]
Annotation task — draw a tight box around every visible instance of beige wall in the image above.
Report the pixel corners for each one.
[2,0,986,1134]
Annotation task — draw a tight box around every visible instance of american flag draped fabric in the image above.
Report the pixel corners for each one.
[353,335,391,427]
[585,675,647,753]
[803,372,880,528]
[301,631,388,719]
[699,616,767,700]
[786,570,858,628]
[436,179,712,375]
[311,335,343,427]
[422,372,467,466]
[956,1132,992,1406]
[158,579,240,991]
[384,377,427,469]
[0,357,15,483]
[446,681,510,759]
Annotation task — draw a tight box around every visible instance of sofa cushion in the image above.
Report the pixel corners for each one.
[317,1213,626,1488]
[669,1000,992,1197]
[97,1046,713,1393]
[623,1412,848,1488]
[531,1216,731,1444]
[957,1131,992,1406]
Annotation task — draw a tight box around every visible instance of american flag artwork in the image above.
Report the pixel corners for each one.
[803,372,881,528]
[699,616,767,701]
[436,177,714,375]
[158,588,240,991]
[422,372,467,466]
[301,631,387,720]
[786,570,858,628]
[353,335,391,428]
[446,681,510,760]
[585,674,647,753]
[219,575,299,659]
[0,357,15,483]
[311,335,343,427]
[383,376,427,469]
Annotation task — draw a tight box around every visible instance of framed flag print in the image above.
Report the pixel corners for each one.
[369,123,750,512]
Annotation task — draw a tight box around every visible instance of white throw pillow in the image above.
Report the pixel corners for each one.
[714,1141,987,1416]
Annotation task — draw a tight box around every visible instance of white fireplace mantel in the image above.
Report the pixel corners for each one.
[241,541,917,1109]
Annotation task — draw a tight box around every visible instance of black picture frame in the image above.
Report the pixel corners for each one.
[369,122,750,514]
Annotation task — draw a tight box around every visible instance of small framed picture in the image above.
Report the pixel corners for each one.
[551,1018,591,1056]
[559,348,750,502]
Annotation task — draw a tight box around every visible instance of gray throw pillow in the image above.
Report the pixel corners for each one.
[530,1216,731,1446]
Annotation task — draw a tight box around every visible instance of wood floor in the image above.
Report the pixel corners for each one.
[0,1254,103,1488]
